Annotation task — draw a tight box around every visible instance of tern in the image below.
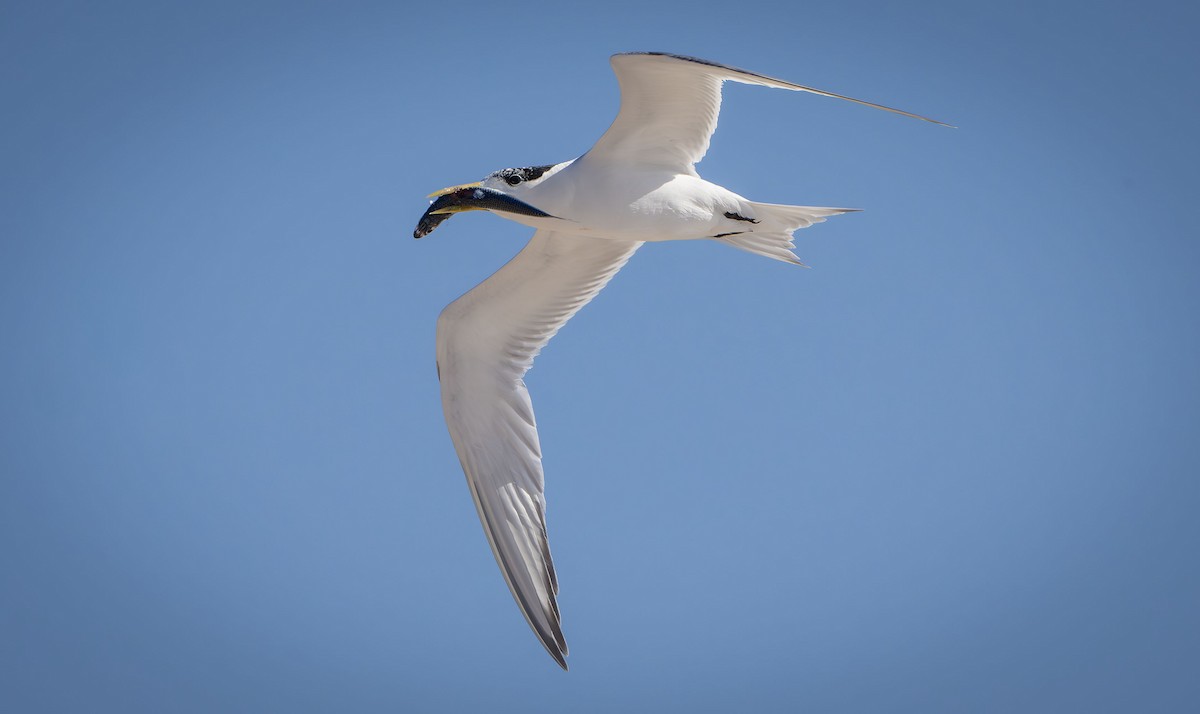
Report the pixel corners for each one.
[414,52,947,669]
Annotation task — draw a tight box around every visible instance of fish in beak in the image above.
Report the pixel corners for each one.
[414,183,556,239]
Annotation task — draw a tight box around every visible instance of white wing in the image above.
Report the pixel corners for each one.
[585,52,950,172]
[436,229,642,669]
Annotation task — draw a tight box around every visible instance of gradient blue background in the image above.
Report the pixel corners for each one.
[3,1,1197,711]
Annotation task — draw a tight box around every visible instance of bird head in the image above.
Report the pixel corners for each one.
[478,163,564,193]
[413,163,568,239]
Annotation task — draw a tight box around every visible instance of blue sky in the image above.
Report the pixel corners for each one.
[2,1,1198,711]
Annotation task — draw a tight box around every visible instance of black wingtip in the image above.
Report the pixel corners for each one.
[615,52,954,128]
[541,628,569,670]
[537,619,569,670]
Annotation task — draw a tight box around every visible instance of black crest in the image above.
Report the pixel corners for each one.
[495,164,555,186]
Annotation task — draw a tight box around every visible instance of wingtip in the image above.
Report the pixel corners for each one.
[614,52,955,128]
[543,639,569,670]
[531,604,570,670]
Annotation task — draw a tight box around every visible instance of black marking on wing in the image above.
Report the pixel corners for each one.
[724,211,759,223]
[713,231,746,238]
[616,52,783,87]
[615,51,954,129]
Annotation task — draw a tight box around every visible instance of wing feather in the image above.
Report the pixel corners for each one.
[436,230,641,669]
[585,52,950,172]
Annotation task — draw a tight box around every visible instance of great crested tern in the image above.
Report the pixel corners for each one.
[414,52,946,669]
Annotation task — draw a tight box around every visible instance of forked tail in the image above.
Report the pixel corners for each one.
[715,202,858,265]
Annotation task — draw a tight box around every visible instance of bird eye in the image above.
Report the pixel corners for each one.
[505,174,523,186]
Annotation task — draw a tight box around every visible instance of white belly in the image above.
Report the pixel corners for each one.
[505,160,740,242]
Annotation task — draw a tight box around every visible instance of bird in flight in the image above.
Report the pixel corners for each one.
[414,52,947,669]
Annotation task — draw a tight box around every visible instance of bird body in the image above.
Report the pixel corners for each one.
[496,161,746,240]
[414,52,946,669]
[478,158,853,264]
